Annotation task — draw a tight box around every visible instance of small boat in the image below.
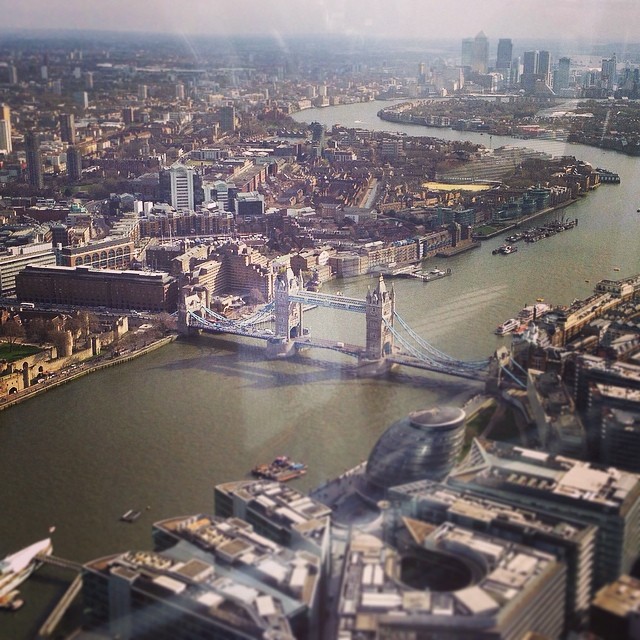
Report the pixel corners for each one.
[495,318,521,335]
[251,456,307,482]
[493,245,517,255]
[120,510,142,523]
[613,267,621,271]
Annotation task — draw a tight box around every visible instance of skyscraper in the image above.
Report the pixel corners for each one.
[523,50,539,76]
[538,50,552,87]
[461,38,474,68]
[555,57,571,91]
[601,54,617,91]
[60,113,76,144]
[496,38,513,72]
[0,104,11,153]
[522,50,552,93]
[473,31,489,73]
[25,131,44,189]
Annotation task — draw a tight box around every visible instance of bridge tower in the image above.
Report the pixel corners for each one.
[365,275,395,360]
[268,267,303,358]
[177,291,205,335]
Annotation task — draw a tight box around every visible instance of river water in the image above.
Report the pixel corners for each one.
[3,100,640,638]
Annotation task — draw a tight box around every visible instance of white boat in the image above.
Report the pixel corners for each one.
[495,318,520,335]
[429,268,446,276]
[517,302,551,323]
[0,536,53,611]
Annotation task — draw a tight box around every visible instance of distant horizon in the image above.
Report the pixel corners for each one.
[0,27,637,62]
[1,0,639,44]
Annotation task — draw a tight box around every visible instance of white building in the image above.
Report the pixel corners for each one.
[0,104,11,153]
[170,164,195,212]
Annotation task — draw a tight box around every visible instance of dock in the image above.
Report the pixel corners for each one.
[375,265,453,282]
[36,575,82,639]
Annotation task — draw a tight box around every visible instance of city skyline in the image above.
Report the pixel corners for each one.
[2,0,640,43]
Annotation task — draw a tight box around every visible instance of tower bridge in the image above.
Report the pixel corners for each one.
[178,268,491,381]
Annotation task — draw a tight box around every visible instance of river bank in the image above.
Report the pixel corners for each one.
[473,198,580,239]
[0,334,177,412]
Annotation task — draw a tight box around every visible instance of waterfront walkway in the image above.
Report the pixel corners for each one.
[0,335,176,412]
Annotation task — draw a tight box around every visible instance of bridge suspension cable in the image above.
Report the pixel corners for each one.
[390,312,490,371]
[384,321,487,379]
[500,364,527,388]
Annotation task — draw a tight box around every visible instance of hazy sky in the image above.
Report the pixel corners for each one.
[1,0,639,43]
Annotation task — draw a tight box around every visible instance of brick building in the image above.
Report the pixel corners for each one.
[57,237,136,269]
[16,265,179,312]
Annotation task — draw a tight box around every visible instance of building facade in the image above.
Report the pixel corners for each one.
[25,131,44,189]
[0,103,11,153]
[16,264,179,312]
[0,242,56,295]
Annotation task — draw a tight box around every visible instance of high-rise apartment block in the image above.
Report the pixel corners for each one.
[0,103,11,153]
[218,105,237,133]
[170,164,196,211]
[25,131,44,189]
[59,113,76,144]
[66,145,82,181]
[121,107,134,125]
[73,90,89,109]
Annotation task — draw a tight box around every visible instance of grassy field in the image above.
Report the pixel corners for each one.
[423,181,494,192]
[0,343,42,362]
[473,224,503,236]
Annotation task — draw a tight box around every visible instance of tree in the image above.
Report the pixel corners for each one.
[25,317,51,344]
[0,318,26,350]
[151,312,177,336]
[47,329,69,355]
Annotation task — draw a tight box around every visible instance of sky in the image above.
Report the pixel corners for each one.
[1,0,639,43]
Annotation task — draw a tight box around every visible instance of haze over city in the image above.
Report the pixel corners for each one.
[2,0,640,42]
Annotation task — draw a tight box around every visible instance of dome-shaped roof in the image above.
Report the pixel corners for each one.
[366,407,466,490]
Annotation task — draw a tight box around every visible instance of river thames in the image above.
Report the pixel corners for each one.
[2,100,640,637]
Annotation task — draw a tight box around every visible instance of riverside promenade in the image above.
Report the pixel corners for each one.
[0,335,177,412]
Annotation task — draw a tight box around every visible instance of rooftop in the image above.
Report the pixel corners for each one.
[449,439,640,511]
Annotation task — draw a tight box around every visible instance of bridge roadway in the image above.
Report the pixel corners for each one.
[35,553,82,572]
[386,355,488,381]
[293,336,364,356]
